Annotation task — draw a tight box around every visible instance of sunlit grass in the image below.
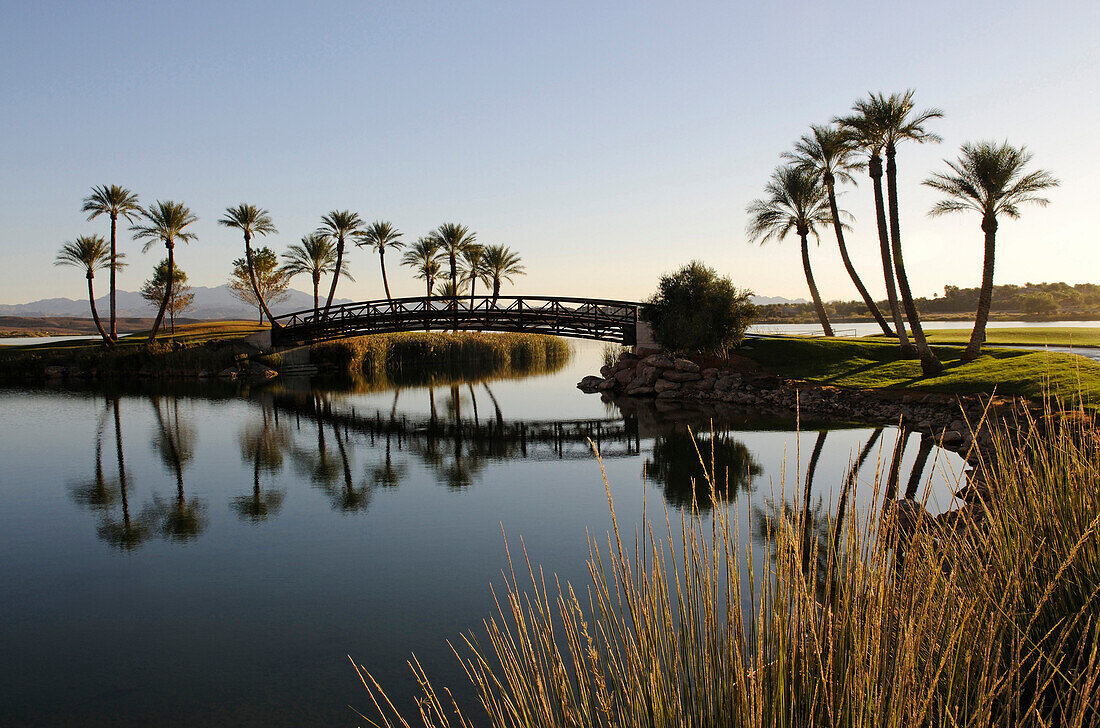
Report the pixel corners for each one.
[867,326,1100,348]
[354,400,1100,727]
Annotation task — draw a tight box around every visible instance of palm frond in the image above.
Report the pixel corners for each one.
[82,184,141,222]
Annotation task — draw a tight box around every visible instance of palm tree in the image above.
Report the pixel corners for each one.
[850,91,945,375]
[218,204,279,326]
[433,222,477,307]
[480,244,525,304]
[280,233,353,318]
[837,107,912,355]
[401,235,443,300]
[746,166,836,336]
[356,221,405,301]
[785,125,893,335]
[924,141,1057,361]
[317,210,366,315]
[459,244,486,308]
[129,201,197,346]
[54,234,120,345]
[82,185,141,341]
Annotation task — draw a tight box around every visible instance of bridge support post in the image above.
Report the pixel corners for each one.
[633,320,659,355]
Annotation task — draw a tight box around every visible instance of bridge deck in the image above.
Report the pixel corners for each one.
[272,295,643,346]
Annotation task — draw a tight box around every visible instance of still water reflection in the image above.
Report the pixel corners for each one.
[0,342,966,727]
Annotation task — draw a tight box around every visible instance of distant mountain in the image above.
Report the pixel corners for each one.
[0,286,353,320]
[751,295,808,305]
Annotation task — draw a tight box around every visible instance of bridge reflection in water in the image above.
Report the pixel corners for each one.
[271,295,644,345]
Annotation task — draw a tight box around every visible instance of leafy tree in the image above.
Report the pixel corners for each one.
[642,261,757,355]
[218,204,279,325]
[356,221,405,301]
[140,259,195,333]
[785,125,893,335]
[924,141,1058,360]
[843,91,943,375]
[54,234,122,345]
[401,235,444,300]
[82,185,141,340]
[228,246,291,323]
[480,244,525,303]
[837,102,912,355]
[746,166,835,336]
[433,223,477,304]
[459,244,487,307]
[280,233,353,318]
[130,201,197,345]
[1020,292,1059,316]
[317,210,365,315]
[435,279,463,298]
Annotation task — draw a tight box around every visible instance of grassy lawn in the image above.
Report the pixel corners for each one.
[742,335,1100,407]
[0,321,267,354]
[867,326,1100,348]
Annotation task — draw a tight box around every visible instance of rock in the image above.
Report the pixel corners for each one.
[577,376,603,392]
[642,354,675,369]
[941,430,964,446]
[715,375,740,391]
[656,389,681,399]
[614,369,635,384]
[673,358,700,373]
[218,367,239,380]
[43,366,65,378]
[599,365,612,378]
[663,370,702,383]
[654,379,681,393]
[624,385,655,397]
[701,367,718,378]
[597,377,617,391]
[636,364,660,386]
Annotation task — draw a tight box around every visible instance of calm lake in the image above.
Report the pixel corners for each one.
[0,341,968,727]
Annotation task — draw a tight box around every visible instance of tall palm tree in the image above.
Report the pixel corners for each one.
[401,235,444,300]
[837,107,912,354]
[280,233,353,318]
[459,244,486,308]
[82,185,141,341]
[785,125,893,335]
[130,201,197,346]
[433,223,477,307]
[924,141,1057,361]
[219,204,279,326]
[746,166,836,336]
[480,244,525,304]
[356,221,405,301]
[317,210,366,315]
[54,234,120,345]
[852,91,944,375]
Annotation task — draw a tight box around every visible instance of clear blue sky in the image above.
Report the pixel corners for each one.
[1,0,1096,305]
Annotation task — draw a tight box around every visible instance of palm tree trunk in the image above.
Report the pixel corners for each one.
[886,146,942,376]
[964,217,998,361]
[86,273,111,344]
[799,233,834,336]
[449,252,458,330]
[870,155,912,354]
[380,250,392,300]
[802,430,827,574]
[109,213,118,341]
[147,242,173,346]
[827,179,892,335]
[311,274,320,318]
[492,278,501,305]
[244,233,278,326]
[469,275,476,308]
[324,235,344,316]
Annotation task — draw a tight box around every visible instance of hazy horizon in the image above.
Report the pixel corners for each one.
[3,1,1096,306]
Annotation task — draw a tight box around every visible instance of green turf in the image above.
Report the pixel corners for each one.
[741,336,1100,407]
[867,326,1100,348]
[0,321,267,353]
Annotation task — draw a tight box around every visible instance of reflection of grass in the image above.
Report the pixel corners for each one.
[312,332,573,381]
[743,336,1100,407]
[867,326,1100,347]
[358,404,1100,728]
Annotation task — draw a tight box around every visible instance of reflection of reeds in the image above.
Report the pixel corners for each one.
[356,403,1100,728]
[311,331,573,384]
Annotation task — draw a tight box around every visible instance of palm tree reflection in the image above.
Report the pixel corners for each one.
[151,397,206,541]
[233,402,289,522]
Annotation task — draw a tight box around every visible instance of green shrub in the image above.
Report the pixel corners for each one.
[642,261,757,355]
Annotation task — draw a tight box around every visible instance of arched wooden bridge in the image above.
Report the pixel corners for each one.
[270,295,647,346]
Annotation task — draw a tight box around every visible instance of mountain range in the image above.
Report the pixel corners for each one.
[0,286,350,320]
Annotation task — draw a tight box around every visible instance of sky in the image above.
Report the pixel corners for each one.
[1,0,1097,306]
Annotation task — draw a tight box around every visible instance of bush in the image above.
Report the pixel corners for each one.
[642,261,757,355]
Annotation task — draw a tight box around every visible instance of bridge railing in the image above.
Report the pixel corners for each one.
[271,295,644,345]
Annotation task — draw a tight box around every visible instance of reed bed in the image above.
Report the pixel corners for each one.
[311,332,573,378]
[354,402,1100,728]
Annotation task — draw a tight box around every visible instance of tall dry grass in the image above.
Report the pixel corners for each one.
[354,403,1099,728]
